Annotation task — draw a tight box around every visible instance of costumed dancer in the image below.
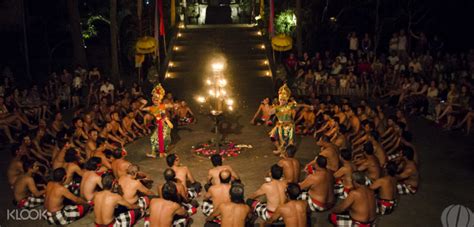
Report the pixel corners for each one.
[269,84,310,155]
[141,84,174,158]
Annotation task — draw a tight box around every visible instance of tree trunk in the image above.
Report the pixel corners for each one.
[373,0,381,57]
[137,0,143,35]
[296,0,302,57]
[110,0,120,81]
[66,0,87,67]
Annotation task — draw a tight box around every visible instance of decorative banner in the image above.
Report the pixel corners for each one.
[269,0,274,37]
[158,0,165,35]
[154,0,159,55]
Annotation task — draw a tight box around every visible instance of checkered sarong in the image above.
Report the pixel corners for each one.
[334,181,351,200]
[143,216,188,227]
[137,196,150,209]
[377,199,397,215]
[114,208,143,226]
[251,200,281,222]
[396,183,417,195]
[187,188,198,200]
[298,191,328,212]
[181,202,197,216]
[15,196,44,209]
[329,213,376,227]
[387,153,401,161]
[66,181,81,196]
[201,200,214,217]
[46,204,90,225]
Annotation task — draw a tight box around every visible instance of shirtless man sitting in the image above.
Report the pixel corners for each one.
[329,171,377,227]
[109,111,133,143]
[251,97,274,126]
[167,154,202,199]
[277,145,301,183]
[111,148,136,179]
[72,117,88,150]
[158,168,199,218]
[94,174,143,226]
[207,184,251,227]
[202,170,232,221]
[395,147,419,195]
[370,161,398,215]
[268,183,308,227]
[63,148,84,195]
[299,155,335,212]
[175,101,195,125]
[44,168,90,225]
[147,182,189,227]
[118,164,155,210]
[122,111,146,139]
[334,149,354,199]
[247,164,287,222]
[85,129,99,159]
[8,144,26,187]
[80,157,103,202]
[295,106,315,135]
[354,143,381,184]
[306,135,339,172]
[12,160,45,209]
[206,154,240,190]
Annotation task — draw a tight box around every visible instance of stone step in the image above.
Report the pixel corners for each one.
[171,53,267,61]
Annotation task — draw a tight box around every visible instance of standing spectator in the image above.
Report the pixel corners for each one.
[56,83,71,110]
[389,33,399,53]
[61,69,73,85]
[74,65,88,82]
[131,82,143,99]
[100,79,115,103]
[398,29,408,59]
[411,31,428,54]
[361,33,372,54]
[72,73,83,108]
[285,53,298,75]
[348,32,359,54]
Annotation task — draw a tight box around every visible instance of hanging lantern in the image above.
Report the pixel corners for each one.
[136,36,157,54]
[271,34,293,51]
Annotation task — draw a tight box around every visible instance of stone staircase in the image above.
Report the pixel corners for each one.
[163,25,274,110]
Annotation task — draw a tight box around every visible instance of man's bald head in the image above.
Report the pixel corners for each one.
[219,170,231,184]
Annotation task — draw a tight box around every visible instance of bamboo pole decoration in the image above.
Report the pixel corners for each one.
[260,0,264,17]
[171,0,176,26]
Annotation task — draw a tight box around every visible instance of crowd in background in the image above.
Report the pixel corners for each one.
[281,29,474,134]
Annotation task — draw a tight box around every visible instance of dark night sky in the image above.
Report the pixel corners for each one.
[0,0,473,81]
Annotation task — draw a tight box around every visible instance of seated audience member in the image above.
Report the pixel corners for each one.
[13,160,45,209]
[247,164,287,222]
[268,183,308,227]
[370,161,398,215]
[94,174,144,226]
[329,171,377,227]
[299,156,335,212]
[44,168,90,225]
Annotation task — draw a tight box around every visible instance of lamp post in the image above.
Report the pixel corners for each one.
[196,61,234,153]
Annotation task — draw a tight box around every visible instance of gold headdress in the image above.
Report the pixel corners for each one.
[151,83,166,103]
[278,84,291,102]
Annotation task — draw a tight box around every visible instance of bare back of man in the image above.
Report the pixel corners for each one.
[8,159,23,186]
[278,158,301,183]
[261,180,287,212]
[94,190,136,225]
[217,202,250,227]
[300,168,335,206]
[371,176,396,200]
[172,165,193,187]
[274,200,307,227]
[208,184,231,208]
[347,187,377,222]
[320,147,339,172]
[149,198,186,227]
[80,171,102,201]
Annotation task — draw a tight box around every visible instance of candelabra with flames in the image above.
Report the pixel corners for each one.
[192,62,242,158]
